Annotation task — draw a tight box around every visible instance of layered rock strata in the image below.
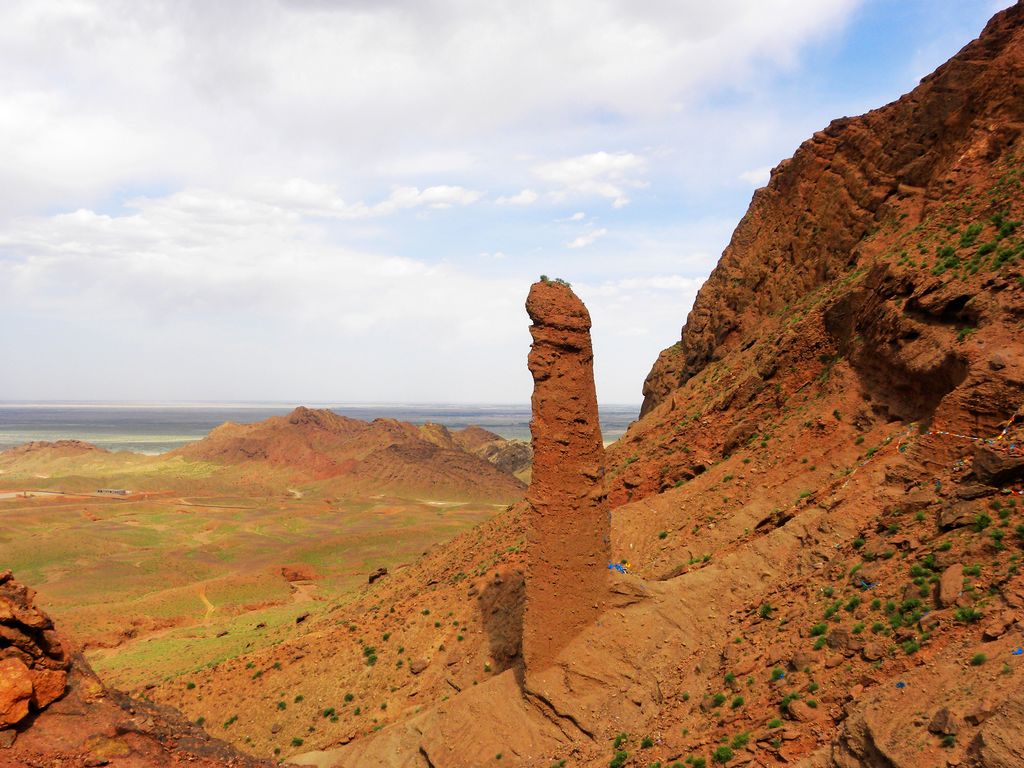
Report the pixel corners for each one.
[522,279,610,674]
[0,570,69,736]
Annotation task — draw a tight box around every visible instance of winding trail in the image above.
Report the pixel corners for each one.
[197,584,216,625]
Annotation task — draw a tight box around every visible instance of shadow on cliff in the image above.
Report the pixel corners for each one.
[475,567,525,681]
[824,264,970,424]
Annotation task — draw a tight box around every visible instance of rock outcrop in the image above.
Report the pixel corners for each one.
[0,570,269,765]
[522,279,610,673]
[0,570,69,735]
[641,1,1024,418]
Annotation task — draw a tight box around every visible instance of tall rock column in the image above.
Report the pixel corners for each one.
[523,279,610,674]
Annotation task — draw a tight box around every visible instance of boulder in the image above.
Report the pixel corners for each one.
[973,445,1024,486]
[928,707,959,736]
[787,700,823,722]
[29,668,66,709]
[938,564,963,608]
[0,659,33,727]
[938,504,977,530]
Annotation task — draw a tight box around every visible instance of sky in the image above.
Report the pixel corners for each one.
[0,0,1014,405]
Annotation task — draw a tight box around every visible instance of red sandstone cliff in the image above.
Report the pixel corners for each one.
[641,2,1024,421]
[522,279,610,674]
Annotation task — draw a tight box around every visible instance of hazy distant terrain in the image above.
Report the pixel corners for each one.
[0,402,638,452]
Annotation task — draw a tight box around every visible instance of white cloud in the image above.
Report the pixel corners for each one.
[566,228,609,249]
[0,0,884,403]
[243,179,483,219]
[738,165,773,187]
[495,189,538,205]
[0,1,862,214]
[0,189,532,400]
[535,152,648,207]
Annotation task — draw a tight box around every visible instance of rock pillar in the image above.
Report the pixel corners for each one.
[522,279,609,674]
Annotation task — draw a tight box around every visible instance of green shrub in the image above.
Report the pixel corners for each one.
[609,751,629,768]
[712,746,733,764]
[956,606,983,623]
[960,223,984,248]
[970,653,987,666]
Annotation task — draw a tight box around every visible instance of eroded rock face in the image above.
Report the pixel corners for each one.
[522,280,610,674]
[640,3,1024,417]
[0,570,69,730]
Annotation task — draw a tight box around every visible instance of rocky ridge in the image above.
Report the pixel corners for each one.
[0,570,268,766]
[172,406,528,502]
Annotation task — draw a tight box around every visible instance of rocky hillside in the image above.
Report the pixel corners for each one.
[12,6,1024,768]
[174,406,529,502]
[0,570,268,766]
[145,6,1024,767]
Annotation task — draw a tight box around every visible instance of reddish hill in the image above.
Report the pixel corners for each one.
[173,406,527,502]
[2,439,109,458]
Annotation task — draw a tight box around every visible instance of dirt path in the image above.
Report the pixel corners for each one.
[197,584,216,625]
[290,580,317,603]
